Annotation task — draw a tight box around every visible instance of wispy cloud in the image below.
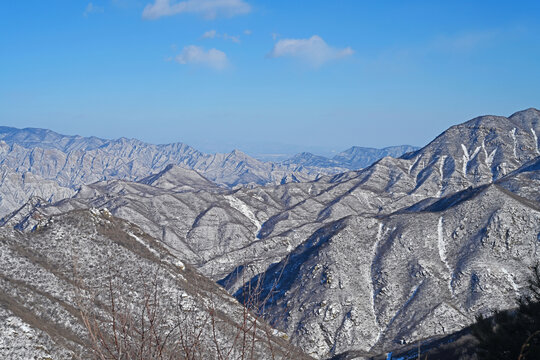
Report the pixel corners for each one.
[201,30,240,43]
[268,35,353,67]
[223,33,240,43]
[243,29,252,36]
[142,0,251,20]
[175,45,228,70]
[202,29,218,39]
[83,2,104,17]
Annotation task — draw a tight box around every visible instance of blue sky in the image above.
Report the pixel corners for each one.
[1,0,539,156]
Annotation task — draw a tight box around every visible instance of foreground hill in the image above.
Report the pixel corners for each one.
[238,166,540,357]
[0,208,310,359]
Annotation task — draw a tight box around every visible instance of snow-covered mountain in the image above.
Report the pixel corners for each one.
[278,146,419,172]
[0,208,310,359]
[1,108,539,359]
[333,145,419,169]
[0,126,415,217]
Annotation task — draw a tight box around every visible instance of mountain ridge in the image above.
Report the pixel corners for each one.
[0,125,417,217]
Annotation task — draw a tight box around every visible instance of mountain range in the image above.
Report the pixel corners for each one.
[0,126,416,217]
[0,108,539,359]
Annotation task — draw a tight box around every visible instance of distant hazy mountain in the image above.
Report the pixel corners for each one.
[333,145,419,168]
[279,145,419,170]
[0,126,417,217]
[0,127,321,187]
[4,108,539,358]
[0,128,323,216]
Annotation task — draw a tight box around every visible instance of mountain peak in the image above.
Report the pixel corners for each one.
[139,164,218,191]
[510,107,540,116]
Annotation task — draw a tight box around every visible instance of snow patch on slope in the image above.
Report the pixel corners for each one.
[370,222,385,344]
[128,231,160,257]
[437,217,453,294]
[501,268,520,296]
[408,156,421,175]
[482,139,497,168]
[461,145,481,175]
[470,146,481,161]
[225,195,261,234]
[461,144,469,175]
[511,128,518,159]
[437,156,447,198]
[531,128,540,155]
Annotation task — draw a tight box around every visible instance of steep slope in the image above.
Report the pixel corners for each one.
[0,164,74,216]
[399,108,540,196]
[237,168,540,358]
[138,164,223,191]
[0,208,310,359]
[497,156,540,202]
[241,108,540,251]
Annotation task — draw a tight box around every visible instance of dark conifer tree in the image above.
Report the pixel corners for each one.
[472,265,540,360]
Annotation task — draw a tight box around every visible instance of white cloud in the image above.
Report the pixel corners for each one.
[202,29,217,39]
[268,35,353,67]
[175,45,228,70]
[243,29,252,35]
[223,33,240,43]
[83,2,104,16]
[142,0,251,20]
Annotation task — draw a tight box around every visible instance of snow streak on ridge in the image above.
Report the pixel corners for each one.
[437,217,453,294]
[531,128,540,155]
[225,195,262,235]
[511,128,518,159]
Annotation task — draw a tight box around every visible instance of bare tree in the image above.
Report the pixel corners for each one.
[74,255,308,360]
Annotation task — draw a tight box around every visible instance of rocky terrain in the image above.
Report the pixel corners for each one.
[1,108,539,359]
[0,208,310,359]
[0,126,415,217]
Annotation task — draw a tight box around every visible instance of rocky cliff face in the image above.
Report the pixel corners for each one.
[1,109,539,359]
